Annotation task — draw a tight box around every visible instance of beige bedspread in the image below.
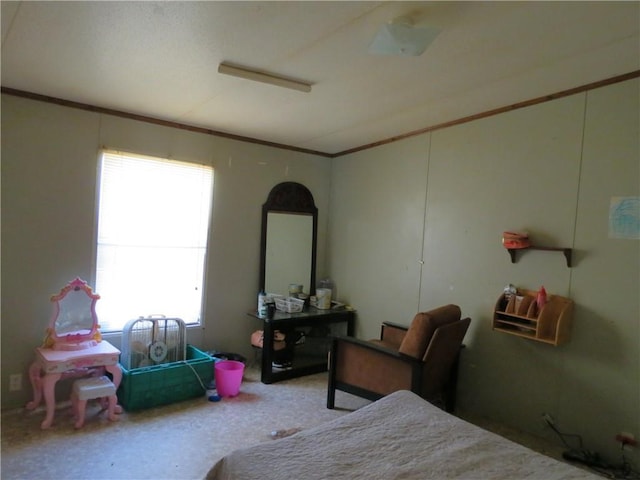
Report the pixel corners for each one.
[205,390,599,480]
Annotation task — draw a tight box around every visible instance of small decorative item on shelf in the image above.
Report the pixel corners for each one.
[502,231,531,249]
[503,283,517,300]
[536,286,547,310]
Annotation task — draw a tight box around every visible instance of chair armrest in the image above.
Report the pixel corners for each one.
[328,336,423,404]
[331,335,419,364]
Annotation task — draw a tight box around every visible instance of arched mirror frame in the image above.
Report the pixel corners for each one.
[46,277,101,350]
[259,182,318,296]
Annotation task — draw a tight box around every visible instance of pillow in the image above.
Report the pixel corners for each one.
[398,304,461,359]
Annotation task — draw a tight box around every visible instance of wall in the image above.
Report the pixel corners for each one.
[2,78,637,464]
[328,78,639,463]
[1,94,331,409]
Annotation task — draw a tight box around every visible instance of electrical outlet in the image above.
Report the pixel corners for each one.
[9,373,22,391]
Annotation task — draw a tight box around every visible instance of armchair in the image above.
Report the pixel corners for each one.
[327,304,470,412]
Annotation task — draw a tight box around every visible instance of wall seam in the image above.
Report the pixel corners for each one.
[417,132,432,311]
[568,92,590,297]
[554,91,589,426]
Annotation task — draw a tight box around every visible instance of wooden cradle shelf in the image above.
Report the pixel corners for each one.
[492,288,574,346]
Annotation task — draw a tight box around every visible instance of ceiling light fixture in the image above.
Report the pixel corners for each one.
[218,63,312,93]
[368,17,441,56]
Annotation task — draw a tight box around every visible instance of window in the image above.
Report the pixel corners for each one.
[95,150,213,332]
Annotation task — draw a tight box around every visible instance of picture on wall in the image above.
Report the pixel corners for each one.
[609,196,640,239]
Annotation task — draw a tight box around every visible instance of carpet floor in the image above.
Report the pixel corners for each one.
[1,366,567,480]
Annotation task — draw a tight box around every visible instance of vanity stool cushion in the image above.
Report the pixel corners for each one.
[73,376,116,401]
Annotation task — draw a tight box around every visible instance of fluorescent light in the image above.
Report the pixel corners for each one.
[218,63,312,93]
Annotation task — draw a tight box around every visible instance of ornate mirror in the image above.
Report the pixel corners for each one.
[260,182,318,296]
[45,277,101,350]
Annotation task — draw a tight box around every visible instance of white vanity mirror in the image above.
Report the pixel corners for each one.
[45,277,100,350]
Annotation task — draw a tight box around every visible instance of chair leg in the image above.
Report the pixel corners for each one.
[445,350,462,413]
[74,398,87,429]
[99,395,123,414]
[326,347,336,409]
[70,391,78,418]
[327,385,336,409]
[106,395,119,422]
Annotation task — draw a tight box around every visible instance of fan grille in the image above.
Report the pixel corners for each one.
[121,317,187,370]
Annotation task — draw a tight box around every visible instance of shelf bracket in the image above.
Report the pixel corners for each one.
[507,246,573,267]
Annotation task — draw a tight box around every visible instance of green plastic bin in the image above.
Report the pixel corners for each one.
[117,345,213,411]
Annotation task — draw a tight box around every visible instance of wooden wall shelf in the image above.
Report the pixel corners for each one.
[492,288,574,346]
[507,246,573,267]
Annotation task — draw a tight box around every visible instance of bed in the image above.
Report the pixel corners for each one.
[205,390,599,480]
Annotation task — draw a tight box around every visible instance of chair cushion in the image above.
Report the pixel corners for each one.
[368,339,400,350]
[398,304,461,359]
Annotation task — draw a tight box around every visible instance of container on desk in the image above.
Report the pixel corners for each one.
[288,284,303,297]
[275,296,304,313]
[316,288,332,309]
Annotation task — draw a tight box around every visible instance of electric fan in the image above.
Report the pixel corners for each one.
[120,316,187,370]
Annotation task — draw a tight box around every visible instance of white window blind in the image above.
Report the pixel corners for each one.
[95,150,213,332]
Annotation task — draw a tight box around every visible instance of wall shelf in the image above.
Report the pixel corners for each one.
[492,288,574,346]
[507,246,573,267]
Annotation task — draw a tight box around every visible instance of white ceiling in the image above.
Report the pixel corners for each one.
[2,1,639,156]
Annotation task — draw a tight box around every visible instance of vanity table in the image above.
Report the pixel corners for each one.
[25,277,122,429]
[27,342,122,429]
[250,307,355,384]
[255,182,354,382]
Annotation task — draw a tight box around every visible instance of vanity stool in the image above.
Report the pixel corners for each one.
[71,376,118,429]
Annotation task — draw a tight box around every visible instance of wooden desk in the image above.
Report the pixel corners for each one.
[27,340,122,429]
[249,307,355,384]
